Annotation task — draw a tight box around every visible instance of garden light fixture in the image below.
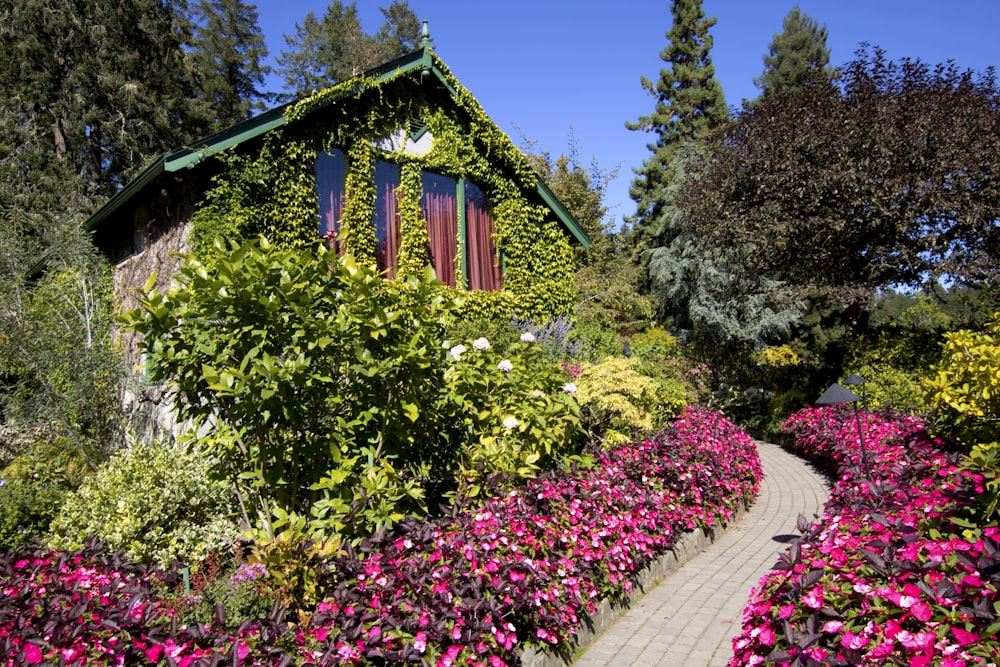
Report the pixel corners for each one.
[816,382,873,482]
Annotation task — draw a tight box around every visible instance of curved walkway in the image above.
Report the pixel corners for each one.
[571,441,831,667]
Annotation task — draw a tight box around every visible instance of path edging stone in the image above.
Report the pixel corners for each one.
[518,502,748,667]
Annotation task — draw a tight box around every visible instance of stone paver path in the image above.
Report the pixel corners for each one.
[572,441,831,667]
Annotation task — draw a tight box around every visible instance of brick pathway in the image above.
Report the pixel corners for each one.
[571,441,831,667]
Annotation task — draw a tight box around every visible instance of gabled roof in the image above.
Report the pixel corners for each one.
[84,34,590,250]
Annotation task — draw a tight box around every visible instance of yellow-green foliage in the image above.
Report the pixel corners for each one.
[575,356,687,446]
[925,314,1000,446]
[187,55,577,320]
[848,362,930,413]
[756,344,801,367]
[49,443,238,568]
[631,327,679,359]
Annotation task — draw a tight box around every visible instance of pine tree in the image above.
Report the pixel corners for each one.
[188,0,271,131]
[626,0,728,248]
[276,1,423,100]
[753,6,834,100]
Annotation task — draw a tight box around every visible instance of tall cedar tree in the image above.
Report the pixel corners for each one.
[753,6,835,101]
[679,46,1000,312]
[0,0,198,206]
[276,1,422,100]
[187,0,272,132]
[626,0,727,248]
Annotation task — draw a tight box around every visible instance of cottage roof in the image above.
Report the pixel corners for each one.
[83,32,589,251]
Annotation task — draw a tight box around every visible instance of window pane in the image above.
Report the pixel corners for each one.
[316,148,346,252]
[465,181,502,291]
[421,171,457,287]
[374,161,401,277]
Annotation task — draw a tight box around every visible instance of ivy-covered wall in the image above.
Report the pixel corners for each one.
[187,58,578,322]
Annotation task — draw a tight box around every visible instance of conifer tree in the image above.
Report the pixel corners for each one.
[188,0,272,131]
[753,6,835,100]
[626,0,728,248]
[276,1,423,100]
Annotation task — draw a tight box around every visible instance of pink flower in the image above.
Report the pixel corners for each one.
[951,626,980,646]
[822,620,844,633]
[778,603,795,619]
[840,631,869,650]
[802,586,824,609]
[23,644,43,664]
[897,630,936,650]
[144,643,165,662]
[910,601,932,622]
[413,631,427,653]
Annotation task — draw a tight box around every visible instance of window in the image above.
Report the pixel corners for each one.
[465,181,502,291]
[316,148,346,252]
[373,161,401,277]
[421,171,458,287]
[315,150,501,291]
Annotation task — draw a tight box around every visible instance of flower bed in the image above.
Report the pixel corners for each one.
[2,407,761,667]
[730,406,1000,666]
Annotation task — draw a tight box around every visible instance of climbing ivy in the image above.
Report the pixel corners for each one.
[187,52,578,320]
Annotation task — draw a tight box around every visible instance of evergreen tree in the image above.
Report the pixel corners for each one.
[276,1,423,100]
[753,6,834,100]
[626,0,728,248]
[188,0,271,131]
[0,0,198,202]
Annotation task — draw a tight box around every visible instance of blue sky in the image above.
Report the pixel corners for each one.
[254,1,1000,229]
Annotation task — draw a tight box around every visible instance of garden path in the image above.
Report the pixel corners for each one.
[571,441,831,666]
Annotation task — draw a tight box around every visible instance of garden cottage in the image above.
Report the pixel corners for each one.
[84,26,589,332]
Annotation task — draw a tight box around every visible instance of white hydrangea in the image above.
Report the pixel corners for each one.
[497,359,513,372]
[519,332,535,343]
[502,416,520,430]
[473,337,491,351]
[562,382,578,394]
[449,344,467,360]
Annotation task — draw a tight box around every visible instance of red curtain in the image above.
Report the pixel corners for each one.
[316,148,346,253]
[374,161,401,277]
[421,172,457,287]
[465,181,502,291]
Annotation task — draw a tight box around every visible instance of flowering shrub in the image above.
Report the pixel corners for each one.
[730,406,1000,666]
[442,334,581,499]
[1,408,762,666]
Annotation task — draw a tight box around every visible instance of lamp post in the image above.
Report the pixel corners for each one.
[817,382,873,482]
[844,373,868,410]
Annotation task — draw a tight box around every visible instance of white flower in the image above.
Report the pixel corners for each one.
[502,416,519,430]
[562,382,578,394]
[520,332,535,343]
[473,337,491,351]
[449,344,466,360]
[529,389,545,399]
[497,359,513,372]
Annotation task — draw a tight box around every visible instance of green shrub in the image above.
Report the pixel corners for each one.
[128,238,585,546]
[0,444,83,550]
[442,335,583,498]
[575,356,687,446]
[48,443,238,567]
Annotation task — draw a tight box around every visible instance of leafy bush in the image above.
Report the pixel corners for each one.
[0,445,82,550]
[128,238,585,546]
[442,334,583,498]
[925,314,1000,446]
[731,406,1000,666]
[575,356,687,445]
[48,443,238,568]
[127,239,464,544]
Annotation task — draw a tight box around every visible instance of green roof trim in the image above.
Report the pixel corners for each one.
[83,42,588,250]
